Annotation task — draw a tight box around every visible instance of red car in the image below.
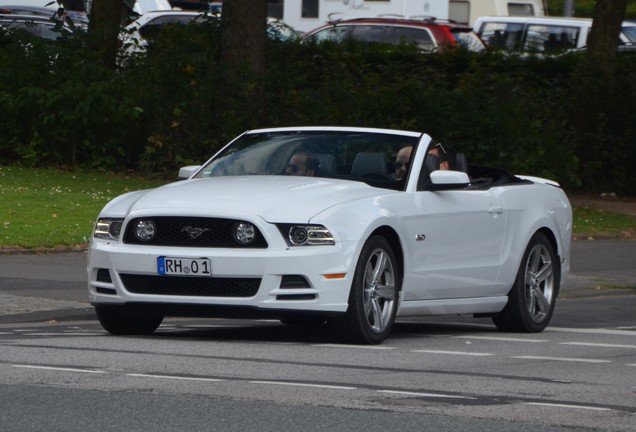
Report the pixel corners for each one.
[304,17,485,52]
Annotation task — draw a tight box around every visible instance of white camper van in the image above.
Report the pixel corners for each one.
[449,0,546,25]
[270,0,546,33]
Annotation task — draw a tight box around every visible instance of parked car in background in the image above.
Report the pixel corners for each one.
[304,17,485,52]
[0,12,79,40]
[474,16,636,54]
[88,126,572,344]
[121,10,300,56]
[1,0,173,23]
[0,4,88,24]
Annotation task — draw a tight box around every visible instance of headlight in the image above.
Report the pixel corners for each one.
[94,218,124,240]
[277,224,335,246]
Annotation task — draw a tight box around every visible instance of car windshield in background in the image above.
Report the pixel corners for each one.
[623,25,636,43]
[193,130,420,187]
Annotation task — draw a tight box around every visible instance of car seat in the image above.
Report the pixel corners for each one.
[314,153,337,177]
[455,154,469,173]
[351,152,387,177]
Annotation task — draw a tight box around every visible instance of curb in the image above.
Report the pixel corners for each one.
[0,308,96,325]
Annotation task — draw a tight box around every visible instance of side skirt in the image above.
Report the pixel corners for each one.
[396,296,508,317]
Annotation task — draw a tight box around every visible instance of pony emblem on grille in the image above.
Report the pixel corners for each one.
[181,226,210,239]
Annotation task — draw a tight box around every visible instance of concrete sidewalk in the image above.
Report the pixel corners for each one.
[0,252,93,324]
[1,238,635,324]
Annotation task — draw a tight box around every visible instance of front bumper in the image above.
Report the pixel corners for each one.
[87,239,358,316]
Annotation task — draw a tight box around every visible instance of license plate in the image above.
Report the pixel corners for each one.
[157,257,212,276]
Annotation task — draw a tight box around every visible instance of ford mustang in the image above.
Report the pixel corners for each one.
[87,126,572,344]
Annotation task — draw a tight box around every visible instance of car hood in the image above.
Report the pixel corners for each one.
[119,176,393,223]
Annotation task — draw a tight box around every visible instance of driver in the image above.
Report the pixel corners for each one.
[286,151,319,177]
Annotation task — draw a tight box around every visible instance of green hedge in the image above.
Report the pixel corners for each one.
[1,26,635,194]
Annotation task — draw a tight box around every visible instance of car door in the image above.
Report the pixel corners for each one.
[398,186,507,301]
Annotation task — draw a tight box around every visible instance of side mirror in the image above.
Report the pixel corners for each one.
[427,170,470,191]
[178,165,201,180]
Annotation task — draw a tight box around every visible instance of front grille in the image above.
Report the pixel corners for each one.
[120,274,261,297]
[123,217,268,248]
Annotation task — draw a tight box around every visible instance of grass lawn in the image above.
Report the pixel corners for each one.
[572,206,636,239]
[0,166,165,249]
[1,166,634,250]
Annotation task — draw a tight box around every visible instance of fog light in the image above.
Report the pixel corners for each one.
[134,220,156,242]
[233,222,256,245]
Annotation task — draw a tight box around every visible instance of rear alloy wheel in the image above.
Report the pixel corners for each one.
[95,307,163,335]
[330,236,399,344]
[493,232,559,333]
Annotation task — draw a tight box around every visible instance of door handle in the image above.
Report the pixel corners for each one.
[488,206,504,215]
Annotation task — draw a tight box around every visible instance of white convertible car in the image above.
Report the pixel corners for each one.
[88,126,572,344]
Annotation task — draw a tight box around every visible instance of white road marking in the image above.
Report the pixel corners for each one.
[525,402,611,411]
[178,324,247,328]
[25,333,103,336]
[127,373,223,382]
[250,380,356,390]
[547,327,636,336]
[378,390,476,399]
[561,342,636,349]
[512,356,611,363]
[453,336,549,343]
[412,350,493,356]
[12,365,105,374]
[312,344,396,350]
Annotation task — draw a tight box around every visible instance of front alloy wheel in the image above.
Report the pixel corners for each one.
[493,232,559,332]
[329,236,399,344]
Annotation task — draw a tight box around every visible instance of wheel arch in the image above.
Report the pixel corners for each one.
[369,225,404,292]
[531,227,562,295]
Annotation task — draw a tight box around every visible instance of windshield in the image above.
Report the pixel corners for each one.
[623,25,636,43]
[194,130,420,189]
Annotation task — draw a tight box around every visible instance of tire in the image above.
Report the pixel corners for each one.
[329,236,399,344]
[493,232,559,333]
[95,306,163,335]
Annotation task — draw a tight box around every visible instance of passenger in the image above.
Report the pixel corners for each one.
[393,146,412,180]
[428,143,457,171]
[286,151,319,177]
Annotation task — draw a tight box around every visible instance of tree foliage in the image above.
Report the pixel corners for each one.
[1,2,635,194]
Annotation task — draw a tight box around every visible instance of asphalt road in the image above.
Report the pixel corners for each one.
[0,240,635,432]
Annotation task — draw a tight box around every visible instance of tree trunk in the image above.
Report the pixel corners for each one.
[220,0,267,77]
[570,0,629,192]
[219,0,268,124]
[586,0,628,63]
[86,0,123,70]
